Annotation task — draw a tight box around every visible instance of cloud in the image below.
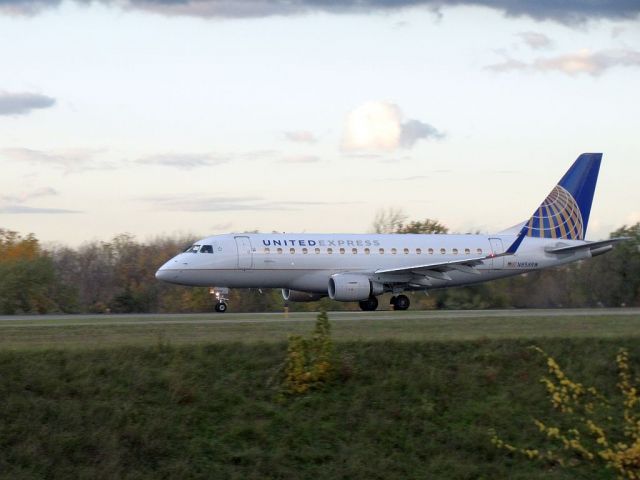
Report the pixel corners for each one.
[517,31,553,50]
[144,195,356,212]
[1,186,58,204]
[211,221,233,231]
[486,49,640,76]
[0,186,81,214]
[1,0,638,24]
[136,153,227,168]
[0,205,81,214]
[1,147,113,172]
[280,154,320,164]
[284,131,317,143]
[0,92,55,116]
[342,101,443,152]
[611,26,626,38]
[399,119,444,148]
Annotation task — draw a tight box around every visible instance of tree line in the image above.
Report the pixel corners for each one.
[0,219,638,314]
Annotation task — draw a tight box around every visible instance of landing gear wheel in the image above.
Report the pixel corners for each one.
[214,302,228,313]
[359,296,379,311]
[393,294,410,311]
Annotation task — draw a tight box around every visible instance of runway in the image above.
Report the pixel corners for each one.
[0,308,638,328]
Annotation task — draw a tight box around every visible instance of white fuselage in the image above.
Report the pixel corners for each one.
[155,233,590,293]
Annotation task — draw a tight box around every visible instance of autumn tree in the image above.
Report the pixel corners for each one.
[0,229,75,314]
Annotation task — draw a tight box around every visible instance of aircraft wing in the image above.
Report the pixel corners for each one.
[545,237,630,255]
[374,255,489,276]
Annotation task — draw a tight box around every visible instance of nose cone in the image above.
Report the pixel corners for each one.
[155,267,171,282]
[155,259,180,284]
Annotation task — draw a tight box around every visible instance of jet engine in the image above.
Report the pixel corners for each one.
[281,289,325,302]
[328,274,383,301]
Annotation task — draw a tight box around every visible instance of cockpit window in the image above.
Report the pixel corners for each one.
[200,245,213,253]
[186,244,201,253]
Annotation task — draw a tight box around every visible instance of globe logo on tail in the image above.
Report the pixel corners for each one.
[526,185,584,240]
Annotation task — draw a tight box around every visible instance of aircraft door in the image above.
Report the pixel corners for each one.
[489,238,504,269]
[234,236,253,269]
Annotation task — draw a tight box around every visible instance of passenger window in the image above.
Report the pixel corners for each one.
[428,248,434,255]
[391,248,397,255]
[302,248,308,254]
[264,247,270,254]
[440,248,446,254]
[465,248,470,255]
[339,248,345,254]
[352,248,357,254]
[327,248,333,254]
[379,248,385,254]
[315,247,320,254]
[277,248,283,254]
[200,245,213,253]
[477,248,483,254]
[416,248,422,254]
[403,248,409,254]
[364,248,370,255]
[290,248,295,254]
[452,248,458,255]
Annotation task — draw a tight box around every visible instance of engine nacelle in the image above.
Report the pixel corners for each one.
[328,274,383,302]
[281,289,325,302]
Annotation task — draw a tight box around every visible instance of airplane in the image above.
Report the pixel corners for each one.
[156,153,626,312]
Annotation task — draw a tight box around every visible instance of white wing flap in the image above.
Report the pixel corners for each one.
[374,256,489,275]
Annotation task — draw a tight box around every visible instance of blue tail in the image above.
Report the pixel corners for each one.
[524,153,601,241]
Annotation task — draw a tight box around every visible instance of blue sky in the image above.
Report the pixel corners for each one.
[1,1,639,245]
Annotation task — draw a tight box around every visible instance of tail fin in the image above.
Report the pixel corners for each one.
[524,153,602,240]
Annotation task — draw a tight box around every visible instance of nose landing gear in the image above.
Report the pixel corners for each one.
[210,287,230,313]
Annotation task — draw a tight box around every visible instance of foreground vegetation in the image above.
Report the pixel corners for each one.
[2,335,640,479]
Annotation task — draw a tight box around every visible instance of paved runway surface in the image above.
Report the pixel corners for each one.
[0,308,638,328]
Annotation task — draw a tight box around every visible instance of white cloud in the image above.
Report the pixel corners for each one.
[280,154,320,164]
[486,49,640,76]
[136,153,227,168]
[342,101,443,152]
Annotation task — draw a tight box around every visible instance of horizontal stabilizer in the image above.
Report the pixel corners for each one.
[545,237,629,255]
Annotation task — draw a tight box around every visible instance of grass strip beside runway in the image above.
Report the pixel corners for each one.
[0,310,638,349]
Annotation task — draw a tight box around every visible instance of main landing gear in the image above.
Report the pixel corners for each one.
[390,294,410,311]
[358,296,379,311]
[359,294,411,311]
[210,287,229,313]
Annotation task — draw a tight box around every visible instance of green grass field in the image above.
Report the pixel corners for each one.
[1,310,639,349]
[1,311,640,479]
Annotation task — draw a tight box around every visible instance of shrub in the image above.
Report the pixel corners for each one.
[283,310,333,394]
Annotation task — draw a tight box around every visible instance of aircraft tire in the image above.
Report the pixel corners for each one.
[358,296,378,311]
[215,302,228,313]
[393,294,410,311]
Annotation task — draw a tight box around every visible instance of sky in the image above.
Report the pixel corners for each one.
[0,0,639,246]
